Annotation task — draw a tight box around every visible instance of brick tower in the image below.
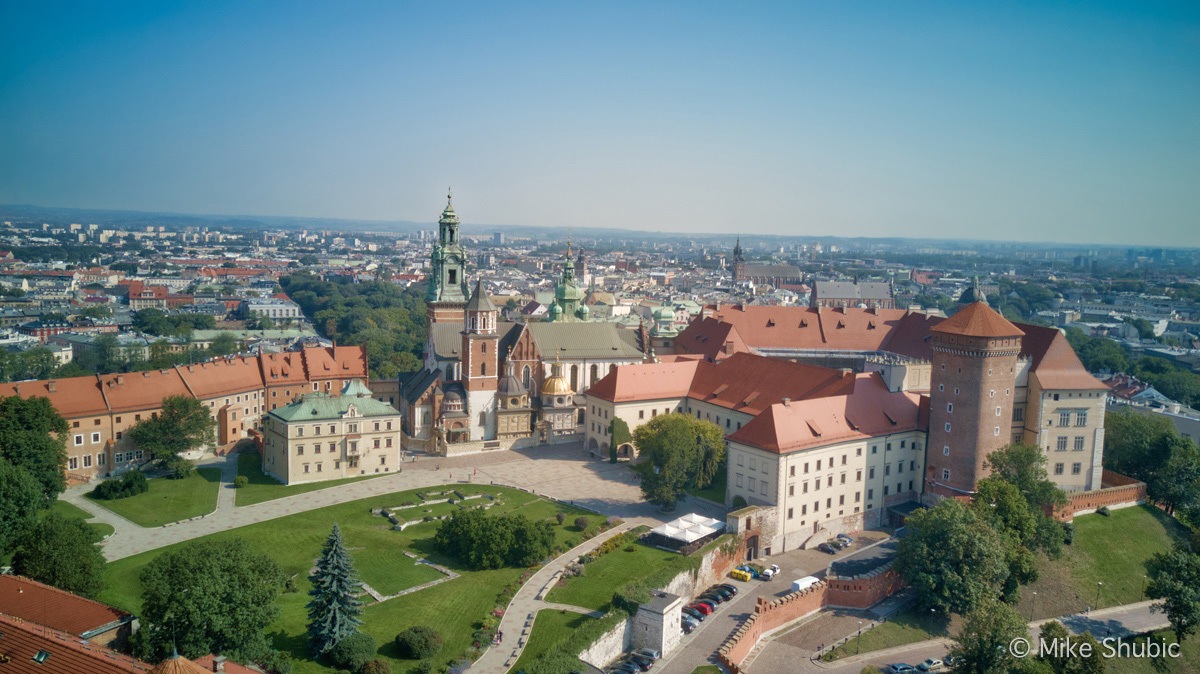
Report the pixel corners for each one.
[461,280,498,440]
[925,295,1025,501]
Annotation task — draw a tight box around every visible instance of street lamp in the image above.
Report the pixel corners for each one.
[1030,590,1038,620]
[1096,581,1103,609]
[857,620,863,654]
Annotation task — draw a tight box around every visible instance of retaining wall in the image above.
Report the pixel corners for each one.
[717,583,828,673]
[1060,470,1146,519]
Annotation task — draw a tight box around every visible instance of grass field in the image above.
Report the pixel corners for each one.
[509,609,595,673]
[50,500,117,539]
[686,466,727,505]
[545,526,717,613]
[234,451,389,507]
[100,485,600,674]
[823,608,955,661]
[691,667,722,674]
[828,505,1186,660]
[1105,629,1200,674]
[84,467,221,527]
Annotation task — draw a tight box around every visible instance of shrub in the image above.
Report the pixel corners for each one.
[1097,506,1111,517]
[395,626,443,660]
[731,495,748,509]
[361,659,392,674]
[1062,521,1075,545]
[234,475,249,488]
[91,470,148,500]
[328,633,377,672]
[624,545,636,552]
[415,661,434,674]
[556,512,566,525]
[254,650,293,674]
[574,516,590,529]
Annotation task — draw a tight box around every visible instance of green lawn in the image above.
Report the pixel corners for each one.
[691,667,722,674]
[99,485,599,674]
[823,607,953,661]
[234,451,391,507]
[85,468,222,527]
[510,609,594,673]
[546,526,713,613]
[828,505,1187,660]
[49,499,114,537]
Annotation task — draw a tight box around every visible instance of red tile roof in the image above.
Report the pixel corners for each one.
[727,374,923,453]
[99,370,192,413]
[931,302,1023,338]
[0,377,109,417]
[586,360,699,402]
[192,654,257,673]
[177,356,266,400]
[1015,323,1107,390]
[0,612,151,673]
[0,576,131,639]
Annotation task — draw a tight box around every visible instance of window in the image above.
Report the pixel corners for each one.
[855,491,861,502]
[900,440,907,449]
[802,504,807,515]
[996,406,1002,416]
[328,425,336,434]
[816,459,821,470]
[33,650,51,664]
[869,467,875,479]
[872,445,878,454]
[297,445,305,455]
[826,497,832,508]
[1054,463,1064,475]
[68,457,78,470]
[943,445,950,456]
[315,444,321,454]
[883,485,889,496]
[760,481,767,496]
[304,464,310,473]
[1071,462,1082,475]
[897,462,904,474]
[942,468,950,481]
[789,466,795,477]
[856,447,862,456]
[947,403,953,413]
[945,423,951,432]
[748,478,756,492]
[1059,411,1071,427]
[737,454,744,467]
[329,443,336,453]
[91,432,100,443]
[788,485,794,496]
[938,383,944,391]
[885,464,891,476]
[1013,407,1024,422]
[994,426,1001,436]
[350,442,358,453]
[856,469,862,481]
[374,439,381,449]
[867,488,874,500]
[787,508,793,520]
[1076,410,1088,426]
[839,495,845,505]
[840,473,846,484]
[73,421,80,428]
[1056,437,1068,451]
[736,474,743,487]
[1074,436,1085,451]
[317,463,323,472]
[73,434,84,446]
[802,481,808,493]
[749,457,757,470]
[886,443,892,451]
[386,438,393,447]
[83,454,92,468]
[989,389,996,398]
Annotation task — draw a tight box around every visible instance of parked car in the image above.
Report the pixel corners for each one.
[716,583,739,595]
[681,616,699,631]
[694,599,718,611]
[687,602,713,616]
[707,586,734,600]
[917,658,944,672]
[682,606,706,621]
[681,621,695,634]
[636,648,662,661]
[887,664,917,674]
[836,533,854,544]
[830,538,849,550]
[818,542,838,554]
[625,654,653,671]
[699,592,724,604]
[611,663,640,674]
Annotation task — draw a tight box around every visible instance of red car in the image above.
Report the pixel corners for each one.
[687,602,713,615]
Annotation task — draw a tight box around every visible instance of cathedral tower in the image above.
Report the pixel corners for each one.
[925,289,1025,501]
[461,280,498,440]
[732,235,746,282]
[427,191,469,324]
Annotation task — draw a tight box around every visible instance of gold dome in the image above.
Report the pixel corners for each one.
[541,372,573,397]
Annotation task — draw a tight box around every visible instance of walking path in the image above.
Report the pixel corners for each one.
[469,520,641,673]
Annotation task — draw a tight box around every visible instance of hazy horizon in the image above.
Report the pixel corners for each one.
[2,2,1197,246]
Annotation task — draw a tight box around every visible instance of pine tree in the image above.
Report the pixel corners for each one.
[306,523,364,656]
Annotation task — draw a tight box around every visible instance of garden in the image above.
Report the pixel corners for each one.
[85,466,222,527]
[99,484,604,674]
[234,450,390,507]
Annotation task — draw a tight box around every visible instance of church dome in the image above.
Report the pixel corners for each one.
[576,304,590,319]
[541,372,573,397]
[548,303,563,320]
[958,278,988,305]
[653,306,673,322]
[498,372,526,397]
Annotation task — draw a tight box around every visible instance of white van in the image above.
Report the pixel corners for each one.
[791,576,820,593]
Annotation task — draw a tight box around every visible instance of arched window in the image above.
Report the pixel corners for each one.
[522,365,531,389]
[481,362,487,376]
[570,365,579,391]
[590,364,599,385]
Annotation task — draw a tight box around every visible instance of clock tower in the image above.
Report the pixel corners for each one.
[427,190,470,324]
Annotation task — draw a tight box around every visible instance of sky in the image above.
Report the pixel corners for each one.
[1,1,1197,246]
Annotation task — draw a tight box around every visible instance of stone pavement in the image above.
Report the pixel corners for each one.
[469,520,640,673]
[62,443,716,562]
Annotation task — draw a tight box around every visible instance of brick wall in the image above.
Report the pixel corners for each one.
[717,583,828,673]
[1057,470,1146,519]
[826,565,905,609]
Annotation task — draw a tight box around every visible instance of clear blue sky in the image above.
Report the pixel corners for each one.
[1,1,1197,245]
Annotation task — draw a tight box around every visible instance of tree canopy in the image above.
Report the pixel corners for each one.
[631,413,725,510]
[985,443,1068,511]
[432,509,556,570]
[12,511,105,598]
[948,598,1028,674]
[1146,546,1200,643]
[134,538,286,663]
[895,499,1009,615]
[0,458,45,553]
[307,524,363,656]
[128,395,217,477]
[0,395,69,499]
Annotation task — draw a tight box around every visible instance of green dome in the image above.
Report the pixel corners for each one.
[654,306,673,321]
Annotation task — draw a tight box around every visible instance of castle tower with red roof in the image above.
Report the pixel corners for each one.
[925,288,1025,500]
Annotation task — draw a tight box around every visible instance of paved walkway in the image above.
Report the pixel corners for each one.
[469,520,640,673]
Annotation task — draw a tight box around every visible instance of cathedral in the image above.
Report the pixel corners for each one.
[399,194,645,452]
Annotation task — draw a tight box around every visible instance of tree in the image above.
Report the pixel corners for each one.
[1146,546,1200,643]
[128,395,217,477]
[0,395,69,499]
[972,478,1039,601]
[134,538,285,662]
[1035,621,1103,674]
[609,417,631,464]
[948,598,1028,674]
[208,332,240,357]
[632,414,724,510]
[895,499,1008,615]
[1148,438,1200,515]
[432,510,554,570]
[984,443,1067,512]
[1104,408,1176,482]
[0,459,51,555]
[307,524,364,656]
[12,512,105,598]
[394,626,443,659]
[327,632,377,671]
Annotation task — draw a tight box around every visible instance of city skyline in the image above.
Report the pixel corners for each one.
[2,1,1197,246]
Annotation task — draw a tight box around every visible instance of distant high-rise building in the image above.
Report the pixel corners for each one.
[493,231,505,245]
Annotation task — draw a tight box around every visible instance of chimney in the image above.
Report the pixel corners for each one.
[116,375,124,385]
[781,397,791,406]
[840,368,853,377]
[212,655,226,672]
[47,380,57,393]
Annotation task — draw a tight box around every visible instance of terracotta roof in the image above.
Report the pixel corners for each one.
[675,305,937,360]
[586,360,700,402]
[0,377,109,417]
[0,575,132,639]
[299,346,369,380]
[930,302,1023,338]
[258,351,310,385]
[0,612,152,673]
[727,374,923,453]
[149,655,212,674]
[193,655,257,674]
[99,370,191,413]
[1015,323,1108,390]
[177,356,266,400]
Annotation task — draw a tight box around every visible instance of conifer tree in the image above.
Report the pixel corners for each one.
[306,523,363,656]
